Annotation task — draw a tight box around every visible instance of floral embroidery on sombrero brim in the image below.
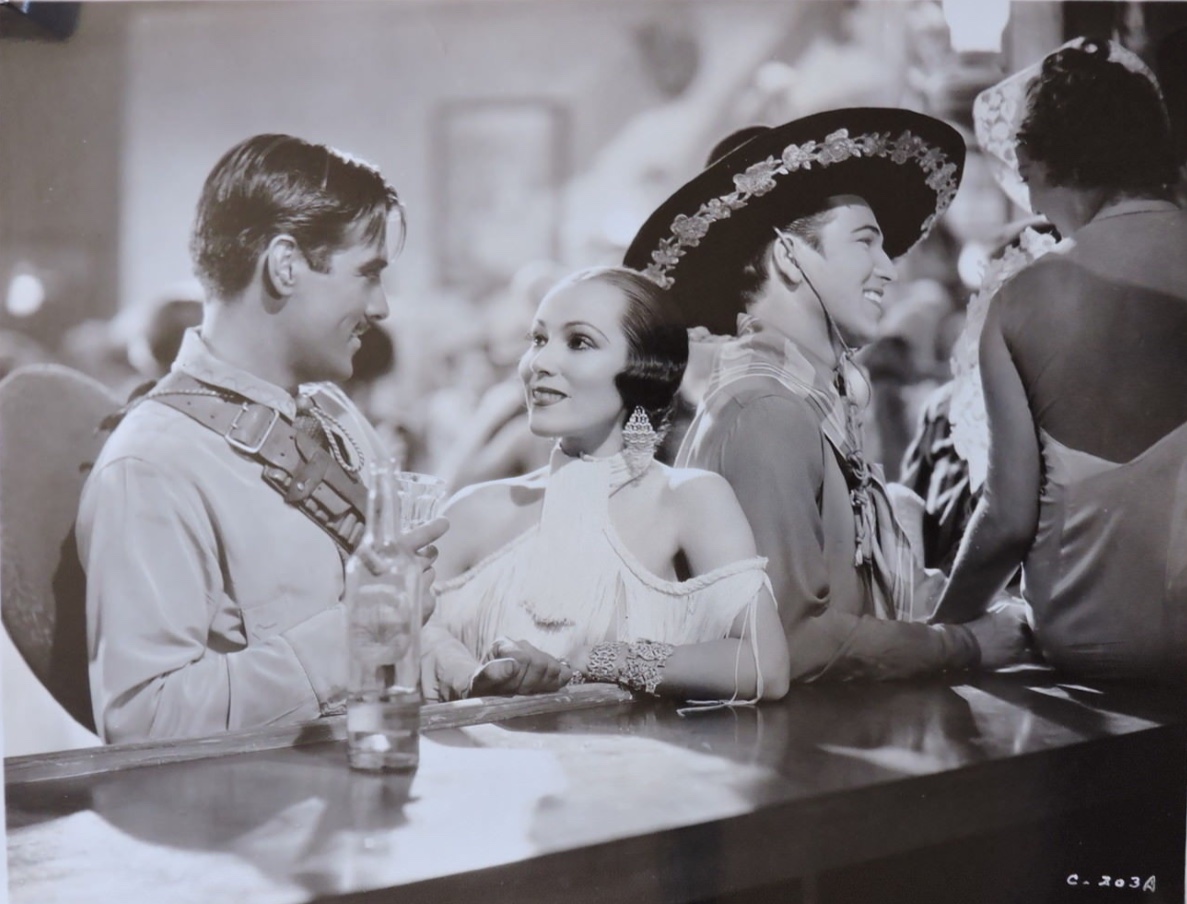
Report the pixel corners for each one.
[642,128,961,290]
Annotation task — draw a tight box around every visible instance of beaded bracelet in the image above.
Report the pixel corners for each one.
[568,640,673,697]
[620,641,674,696]
[569,641,619,686]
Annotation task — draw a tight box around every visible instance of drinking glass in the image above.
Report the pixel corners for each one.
[393,471,446,531]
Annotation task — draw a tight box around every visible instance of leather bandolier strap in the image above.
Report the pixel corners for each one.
[146,372,367,554]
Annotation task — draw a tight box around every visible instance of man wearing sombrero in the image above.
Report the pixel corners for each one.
[625,108,1028,681]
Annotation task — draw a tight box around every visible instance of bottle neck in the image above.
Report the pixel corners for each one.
[362,463,401,557]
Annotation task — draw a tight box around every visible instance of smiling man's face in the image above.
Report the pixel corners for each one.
[795,196,898,348]
[281,221,392,385]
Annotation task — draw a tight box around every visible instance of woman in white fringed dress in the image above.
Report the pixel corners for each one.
[422,267,791,704]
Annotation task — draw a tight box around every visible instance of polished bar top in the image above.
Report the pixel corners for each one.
[7,668,1185,904]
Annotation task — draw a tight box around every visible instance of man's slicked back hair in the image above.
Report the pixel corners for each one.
[190,134,400,300]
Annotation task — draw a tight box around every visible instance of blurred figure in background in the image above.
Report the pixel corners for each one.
[57,317,141,399]
[900,219,1062,573]
[437,260,563,493]
[0,329,55,381]
[864,277,954,480]
[340,323,410,464]
[126,286,205,380]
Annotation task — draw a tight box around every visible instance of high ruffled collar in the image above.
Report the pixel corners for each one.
[549,441,648,492]
[520,441,646,632]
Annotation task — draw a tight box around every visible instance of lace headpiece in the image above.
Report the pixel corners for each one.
[950,38,1145,483]
[973,37,1162,213]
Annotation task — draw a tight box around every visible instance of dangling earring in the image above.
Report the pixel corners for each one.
[622,407,659,478]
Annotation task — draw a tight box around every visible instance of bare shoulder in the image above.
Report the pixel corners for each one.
[662,464,742,514]
[655,464,758,569]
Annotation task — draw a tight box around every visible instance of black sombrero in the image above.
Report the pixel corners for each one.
[624,107,966,335]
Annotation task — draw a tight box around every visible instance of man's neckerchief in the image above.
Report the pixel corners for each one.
[699,321,917,621]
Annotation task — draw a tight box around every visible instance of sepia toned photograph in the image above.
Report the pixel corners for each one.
[1,1,1185,902]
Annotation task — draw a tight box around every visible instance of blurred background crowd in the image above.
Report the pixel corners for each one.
[3,0,1187,496]
[6,0,1187,757]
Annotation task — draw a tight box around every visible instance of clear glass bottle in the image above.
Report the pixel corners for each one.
[344,461,422,772]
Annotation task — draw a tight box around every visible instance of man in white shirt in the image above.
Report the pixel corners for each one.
[78,134,447,743]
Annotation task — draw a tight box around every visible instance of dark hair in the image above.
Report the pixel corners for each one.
[682,206,837,336]
[567,267,689,434]
[190,133,401,300]
[1016,41,1176,196]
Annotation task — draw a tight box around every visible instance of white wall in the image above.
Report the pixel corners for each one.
[118,0,672,312]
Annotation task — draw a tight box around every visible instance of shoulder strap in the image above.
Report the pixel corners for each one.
[146,372,367,553]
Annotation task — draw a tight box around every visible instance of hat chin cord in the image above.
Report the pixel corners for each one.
[775,231,868,401]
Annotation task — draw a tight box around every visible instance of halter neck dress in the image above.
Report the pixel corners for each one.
[425,446,770,694]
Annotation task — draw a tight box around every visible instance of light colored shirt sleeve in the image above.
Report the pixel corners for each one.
[683,391,977,681]
[78,456,347,743]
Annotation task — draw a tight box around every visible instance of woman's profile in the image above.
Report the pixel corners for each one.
[422,266,791,703]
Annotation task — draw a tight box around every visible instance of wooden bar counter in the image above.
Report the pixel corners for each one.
[7,669,1185,904]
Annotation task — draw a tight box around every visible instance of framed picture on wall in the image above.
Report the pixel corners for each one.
[433,98,569,295]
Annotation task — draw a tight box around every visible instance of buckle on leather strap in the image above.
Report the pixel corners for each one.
[225,402,278,455]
